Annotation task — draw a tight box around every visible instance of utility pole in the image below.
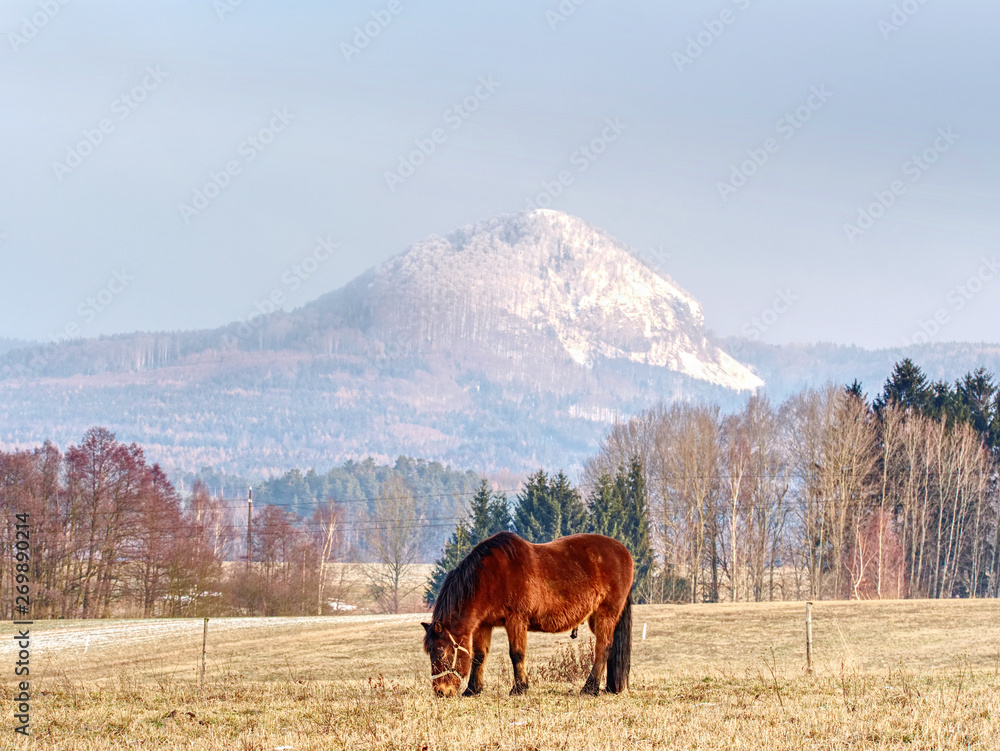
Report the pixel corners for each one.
[246,487,253,570]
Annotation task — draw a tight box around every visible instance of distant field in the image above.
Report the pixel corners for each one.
[321,562,435,614]
[4,599,1000,749]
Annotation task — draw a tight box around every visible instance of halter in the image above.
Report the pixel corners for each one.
[430,627,470,681]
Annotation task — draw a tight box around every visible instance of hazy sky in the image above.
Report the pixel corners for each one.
[2,0,998,349]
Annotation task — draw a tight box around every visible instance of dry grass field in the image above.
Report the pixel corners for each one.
[3,599,1000,750]
[322,563,436,614]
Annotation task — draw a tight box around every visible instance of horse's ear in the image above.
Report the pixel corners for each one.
[421,622,431,633]
[433,622,443,633]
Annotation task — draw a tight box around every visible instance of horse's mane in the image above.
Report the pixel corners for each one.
[431,531,521,624]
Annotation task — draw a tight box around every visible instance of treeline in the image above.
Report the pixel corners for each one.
[426,359,999,605]
[584,360,999,602]
[251,457,479,558]
[0,430,471,618]
[186,457,480,559]
[3,358,997,618]
[0,429,222,619]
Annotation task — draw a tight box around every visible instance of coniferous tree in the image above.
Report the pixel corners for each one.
[588,457,654,599]
[875,359,931,413]
[926,379,960,424]
[589,473,625,540]
[620,456,654,597]
[551,471,588,536]
[425,480,511,606]
[846,380,866,402]
[514,470,587,542]
[469,480,512,541]
[425,525,471,607]
[514,470,559,542]
[956,368,999,451]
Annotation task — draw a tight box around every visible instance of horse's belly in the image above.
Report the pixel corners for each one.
[527,606,591,634]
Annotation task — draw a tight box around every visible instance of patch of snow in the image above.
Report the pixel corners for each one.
[2,614,426,657]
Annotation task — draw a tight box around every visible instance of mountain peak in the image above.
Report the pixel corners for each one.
[364,212,763,391]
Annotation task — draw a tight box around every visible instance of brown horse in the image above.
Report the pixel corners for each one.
[422,531,633,697]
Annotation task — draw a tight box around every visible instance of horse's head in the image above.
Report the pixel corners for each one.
[421,621,470,697]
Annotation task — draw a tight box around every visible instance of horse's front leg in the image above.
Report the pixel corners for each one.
[463,625,492,697]
[505,617,529,695]
[581,611,614,695]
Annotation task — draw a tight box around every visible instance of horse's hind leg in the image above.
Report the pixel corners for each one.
[463,625,492,697]
[581,611,614,695]
[505,618,529,695]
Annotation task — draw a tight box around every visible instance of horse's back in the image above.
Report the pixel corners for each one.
[537,533,633,580]
[539,533,632,559]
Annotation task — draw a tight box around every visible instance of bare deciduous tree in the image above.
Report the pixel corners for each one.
[364,477,428,613]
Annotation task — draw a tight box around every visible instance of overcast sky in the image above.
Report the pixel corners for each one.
[2,0,998,349]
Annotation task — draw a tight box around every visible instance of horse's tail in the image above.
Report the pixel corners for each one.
[605,591,632,693]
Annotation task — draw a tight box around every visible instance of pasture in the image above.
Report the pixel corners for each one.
[4,599,1000,750]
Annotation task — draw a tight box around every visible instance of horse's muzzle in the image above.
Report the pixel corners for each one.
[432,676,461,698]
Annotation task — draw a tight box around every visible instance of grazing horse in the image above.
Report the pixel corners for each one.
[422,531,633,697]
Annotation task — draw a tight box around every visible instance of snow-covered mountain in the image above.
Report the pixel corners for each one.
[321,209,762,392]
[0,211,764,475]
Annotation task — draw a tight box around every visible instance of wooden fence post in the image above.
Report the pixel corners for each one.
[201,617,209,684]
[805,602,813,674]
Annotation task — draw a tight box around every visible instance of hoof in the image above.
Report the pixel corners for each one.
[509,683,529,696]
[462,686,482,697]
[580,680,600,696]
[570,627,578,639]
